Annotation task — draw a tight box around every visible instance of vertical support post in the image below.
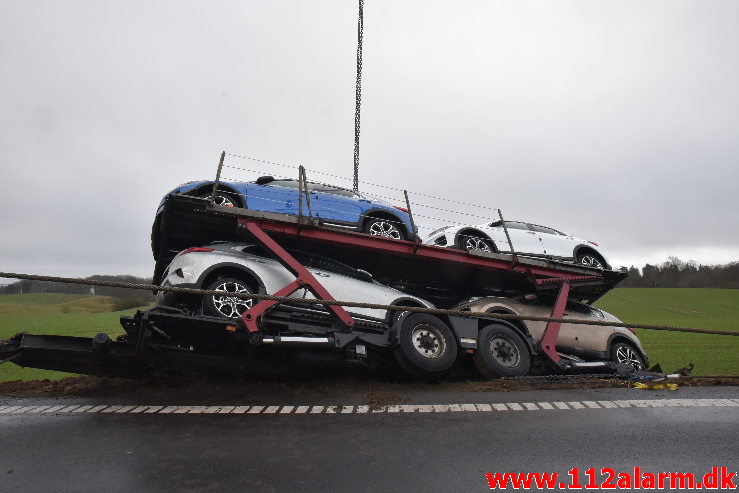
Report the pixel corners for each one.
[497,209,518,265]
[539,281,570,366]
[403,190,418,246]
[297,166,304,231]
[210,151,226,207]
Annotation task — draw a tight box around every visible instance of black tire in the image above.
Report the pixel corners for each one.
[576,251,607,269]
[473,324,531,378]
[363,217,405,241]
[203,277,254,319]
[611,341,645,371]
[458,234,495,253]
[394,313,457,378]
[198,191,239,208]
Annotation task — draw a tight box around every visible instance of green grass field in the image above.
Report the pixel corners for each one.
[0,294,149,381]
[1,289,737,381]
[594,288,739,376]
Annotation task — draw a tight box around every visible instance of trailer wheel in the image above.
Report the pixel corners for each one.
[394,313,457,378]
[611,341,645,371]
[473,324,531,378]
[203,277,254,319]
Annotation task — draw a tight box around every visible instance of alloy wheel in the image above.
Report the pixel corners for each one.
[211,281,253,318]
[368,221,402,240]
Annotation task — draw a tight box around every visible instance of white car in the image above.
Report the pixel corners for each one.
[423,220,611,269]
[157,242,434,322]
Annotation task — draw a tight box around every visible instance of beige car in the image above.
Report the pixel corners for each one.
[454,295,648,378]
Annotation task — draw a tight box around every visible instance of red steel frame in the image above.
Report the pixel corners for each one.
[238,220,356,333]
[235,217,602,367]
[538,281,570,366]
[245,218,602,282]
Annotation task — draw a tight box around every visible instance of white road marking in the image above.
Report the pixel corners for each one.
[2,398,736,416]
[12,406,37,414]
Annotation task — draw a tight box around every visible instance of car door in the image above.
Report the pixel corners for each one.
[487,221,545,256]
[308,184,364,225]
[528,224,577,259]
[244,180,301,215]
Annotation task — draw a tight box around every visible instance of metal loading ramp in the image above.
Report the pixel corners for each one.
[152,194,627,308]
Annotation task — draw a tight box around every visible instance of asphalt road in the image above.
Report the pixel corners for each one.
[1,386,738,492]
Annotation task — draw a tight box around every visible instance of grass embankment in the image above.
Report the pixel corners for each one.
[594,288,739,376]
[0,294,149,381]
[1,289,737,382]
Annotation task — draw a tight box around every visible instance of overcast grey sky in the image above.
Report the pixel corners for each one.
[1,1,738,278]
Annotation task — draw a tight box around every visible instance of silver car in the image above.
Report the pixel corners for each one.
[454,294,648,378]
[157,242,434,322]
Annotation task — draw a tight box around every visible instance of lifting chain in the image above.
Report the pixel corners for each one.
[353,0,364,193]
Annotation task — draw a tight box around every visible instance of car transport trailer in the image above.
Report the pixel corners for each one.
[1,195,631,379]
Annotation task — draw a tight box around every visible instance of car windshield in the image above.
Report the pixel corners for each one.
[289,250,371,282]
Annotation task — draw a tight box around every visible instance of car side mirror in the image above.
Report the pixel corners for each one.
[356,269,373,281]
[255,176,275,185]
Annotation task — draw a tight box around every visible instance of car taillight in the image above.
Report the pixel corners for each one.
[394,206,409,213]
[587,241,599,246]
[626,327,636,334]
[178,247,215,257]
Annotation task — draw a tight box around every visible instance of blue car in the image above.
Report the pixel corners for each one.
[157,176,416,240]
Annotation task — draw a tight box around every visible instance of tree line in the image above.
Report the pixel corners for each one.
[1,257,737,296]
[0,275,155,306]
[619,257,739,288]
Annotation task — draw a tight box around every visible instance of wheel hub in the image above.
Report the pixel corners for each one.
[411,324,445,359]
[489,336,520,368]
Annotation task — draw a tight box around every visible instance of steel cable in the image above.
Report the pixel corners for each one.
[1,272,737,337]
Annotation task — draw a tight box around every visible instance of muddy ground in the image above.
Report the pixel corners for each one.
[2,372,737,403]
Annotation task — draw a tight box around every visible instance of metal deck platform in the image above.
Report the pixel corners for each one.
[152,194,626,307]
